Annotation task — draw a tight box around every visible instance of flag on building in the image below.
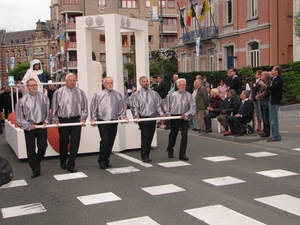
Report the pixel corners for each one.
[196,37,201,56]
[180,11,185,28]
[99,0,104,13]
[186,5,196,26]
[200,0,210,21]
[10,57,15,70]
[58,24,66,54]
[150,0,159,21]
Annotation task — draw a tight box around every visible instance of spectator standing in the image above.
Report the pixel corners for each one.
[229,68,242,94]
[195,79,209,132]
[191,79,201,132]
[2,85,12,119]
[252,70,263,132]
[260,66,283,142]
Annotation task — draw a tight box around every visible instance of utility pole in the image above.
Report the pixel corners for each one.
[160,0,164,80]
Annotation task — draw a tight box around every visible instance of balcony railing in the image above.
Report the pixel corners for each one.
[162,25,177,32]
[66,22,76,30]
[63,61,77,68]
[163,42,178,48]
[182,26,219,43]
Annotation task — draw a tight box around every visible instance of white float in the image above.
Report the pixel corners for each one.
[5,14,158,159]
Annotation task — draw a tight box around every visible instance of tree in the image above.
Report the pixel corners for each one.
[8,62,30,81]
[294,11,300,37]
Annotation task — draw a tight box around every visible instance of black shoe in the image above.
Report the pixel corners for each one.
[260,133,270,137]
[31,172,40,178]
[234,133,244,136]
[204,129,212,133]
[142,159,152,163]
[100,164,107,169]
[164,126,170,130]
[67,168,77,173]
[168,153,174,158]
[106,164,112,168]
[179,156,189,161]
[60,163,67,170]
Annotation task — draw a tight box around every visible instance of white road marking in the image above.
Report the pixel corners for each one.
[142,184,185,196]
[114,153,153,168]
[184,204,266,225]
[255,194,300,217]
[203,176,246,186]
[107,216,160,225]
[106,166,140,174]
[203,156,236,162]
[77,192,121,206]
[53,172,88,181]
[0,180,27,189]
[292,148,300,151]
[157,161,190,168]
[245,151,278,157]
[255,169,298,178]
[1,203,46,219]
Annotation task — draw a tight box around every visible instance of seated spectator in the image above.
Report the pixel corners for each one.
[225,90,254,136]
[217,79,228,100]
[217,89,240,133]
[204,88,223,133]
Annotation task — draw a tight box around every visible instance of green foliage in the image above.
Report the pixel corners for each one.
[281,71,300,104]
[238,66,255,83]
[294,11,300,37]
[8,62,30,81]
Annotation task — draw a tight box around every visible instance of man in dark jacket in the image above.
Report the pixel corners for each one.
[229,68,242,94]
[226,90,254,136]
[154,76,167,100]
[217,89,240,133]
[260,65,283,142]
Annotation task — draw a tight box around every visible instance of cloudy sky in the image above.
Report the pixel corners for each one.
[0,0,50,32]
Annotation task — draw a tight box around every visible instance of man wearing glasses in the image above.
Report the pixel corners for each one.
[16,78,50,178]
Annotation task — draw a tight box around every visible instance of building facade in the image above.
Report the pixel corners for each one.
[0,20,56,86]
[177,0,293,72]
[49,0,177,79]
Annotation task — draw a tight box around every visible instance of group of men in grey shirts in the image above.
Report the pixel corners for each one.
[16,73,195,178]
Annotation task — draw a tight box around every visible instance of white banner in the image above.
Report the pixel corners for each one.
[196,37,201,56]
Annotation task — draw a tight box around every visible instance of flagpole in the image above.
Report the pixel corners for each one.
[177,2,188,33]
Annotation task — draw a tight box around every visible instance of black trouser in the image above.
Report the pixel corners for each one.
[138,119,156,160]
[3,104,12,119]
[58,117,81,169]
[97,122,118,165]
[261,104,270,135]
[167,118,189,157]
[204,112,219,129]
[24,125,47,174]
[227,116,251,134]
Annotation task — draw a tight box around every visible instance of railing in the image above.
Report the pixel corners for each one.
[182,26,219,43]
[63,61,77,68]
[163,42,178,48]
[66,22,76,30]
[162,25,177,32]
[68,42,77,48]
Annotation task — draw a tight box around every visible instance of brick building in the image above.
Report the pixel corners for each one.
[176,0,293,72]
[0,20,56,86]
[49,0,177,79]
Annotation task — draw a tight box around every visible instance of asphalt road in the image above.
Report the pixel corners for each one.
[0,112,300,225]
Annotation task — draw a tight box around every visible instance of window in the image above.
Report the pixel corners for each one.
[123,54,128,64]
[226,0,233,24]
[193,51,199,71]
[148,35,153,43]
[209,49,216,71]
[163,18,177,26]
[163,36,177,48]
[99,34,105,43]
[249,42,259,67]
[17,50,21,57]
[122,35,128,46]
[100,53,106,61]
[130,35,135,45]
[98,0,106,6]
[159,0,166,7]
[120,0,137,8]
[181,53,187,72]
[168,0,175,8]
[146,0,150,7]
[249,0,257,18]
[146,18,153,26]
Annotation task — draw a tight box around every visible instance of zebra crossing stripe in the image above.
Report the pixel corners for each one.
[1,203,46,219]
[184,204,266,225]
